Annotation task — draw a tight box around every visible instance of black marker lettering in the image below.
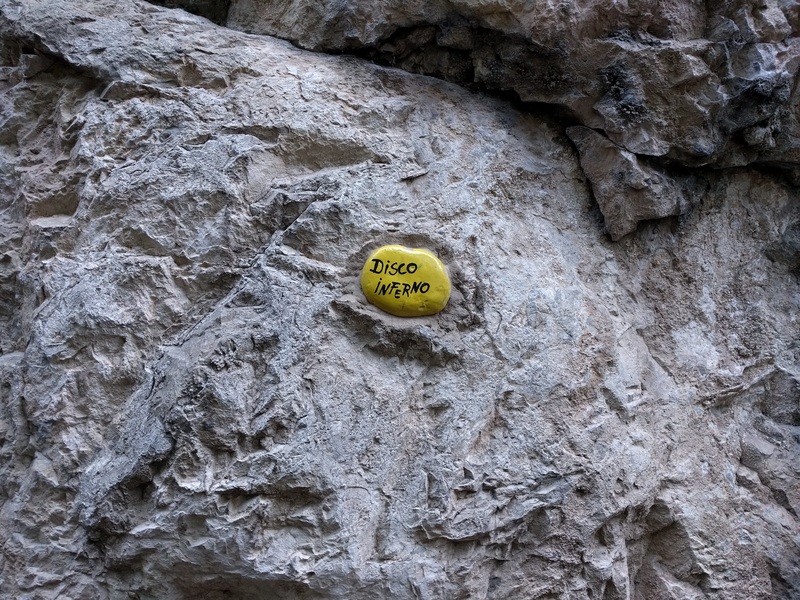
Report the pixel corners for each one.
[374,279,431,296]
[370,259,384,274]
[407,263,417,274]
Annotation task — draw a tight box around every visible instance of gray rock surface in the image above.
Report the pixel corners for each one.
[0,1,798,599]
[226,0,800,164]
[566,126,705,240]
[225,0,800,238]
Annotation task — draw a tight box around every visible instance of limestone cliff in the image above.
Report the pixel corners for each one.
[0,1,798,598]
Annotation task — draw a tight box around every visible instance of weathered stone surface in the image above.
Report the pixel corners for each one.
[566,126,704,240]
[226,0,800,165]
[0,1,798,599]
[224,0,800,237]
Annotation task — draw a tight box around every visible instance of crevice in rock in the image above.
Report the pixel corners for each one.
[147,0,232,25]
[142,0,800,242]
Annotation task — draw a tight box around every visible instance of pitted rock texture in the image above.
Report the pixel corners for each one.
[0,1,798,599]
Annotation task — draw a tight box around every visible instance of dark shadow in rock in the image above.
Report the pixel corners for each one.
[147,0,232,25]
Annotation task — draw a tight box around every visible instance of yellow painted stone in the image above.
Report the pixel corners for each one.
[361,245,451,317]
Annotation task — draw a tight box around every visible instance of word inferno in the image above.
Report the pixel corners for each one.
[373,278,431,298]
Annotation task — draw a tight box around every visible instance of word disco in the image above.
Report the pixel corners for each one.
[372,278,431,298]
[367,258,419,276]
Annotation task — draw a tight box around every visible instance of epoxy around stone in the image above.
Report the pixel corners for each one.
[361,245,451,317]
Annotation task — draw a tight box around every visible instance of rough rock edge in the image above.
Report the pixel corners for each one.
[214,0,800,239]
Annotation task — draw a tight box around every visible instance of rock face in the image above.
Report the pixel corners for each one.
[226,0,800,236]
[226,0,800,164]
[0,1,798,599]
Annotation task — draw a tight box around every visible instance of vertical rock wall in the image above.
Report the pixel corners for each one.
[0,1,798,598]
